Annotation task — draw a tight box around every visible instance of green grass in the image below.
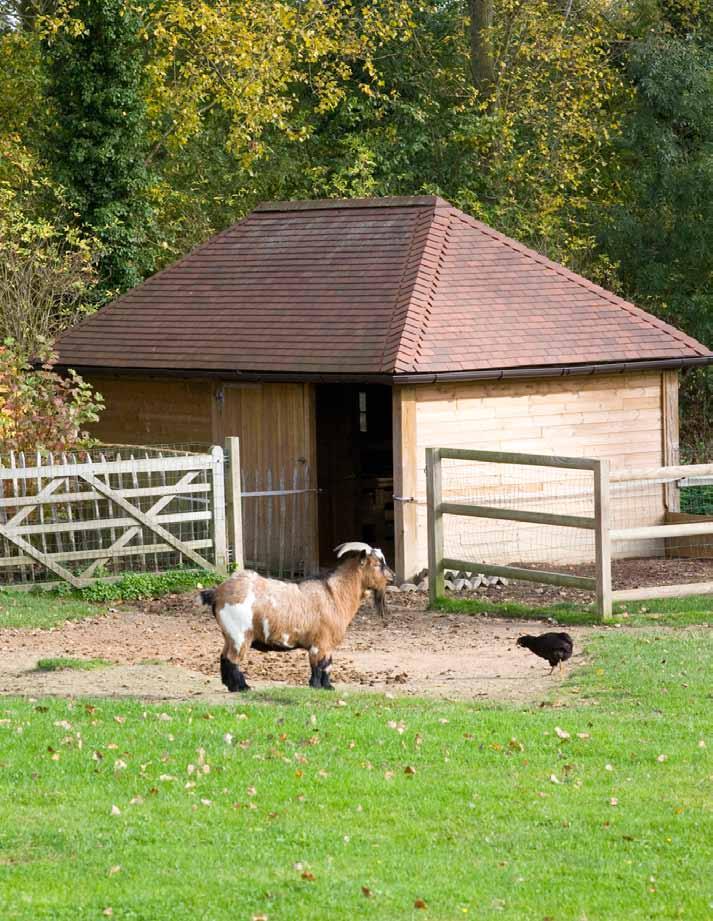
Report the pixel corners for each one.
[35,657,113,672]
[0,591,103,630]
[0,568,223,631]
[0,630,712,920]
[436,593,713,627]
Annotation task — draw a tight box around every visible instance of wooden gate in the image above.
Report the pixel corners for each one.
[0,446,227,589]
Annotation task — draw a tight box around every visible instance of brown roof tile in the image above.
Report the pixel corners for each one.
[55,196,712,377]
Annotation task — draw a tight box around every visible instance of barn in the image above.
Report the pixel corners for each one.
[54,196,713,580]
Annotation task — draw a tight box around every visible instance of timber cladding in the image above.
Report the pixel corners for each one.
[87,376,318,575]
[405,371,668,573]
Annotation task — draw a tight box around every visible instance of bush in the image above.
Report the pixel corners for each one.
[74,569,222,603]
[0,339,104,452]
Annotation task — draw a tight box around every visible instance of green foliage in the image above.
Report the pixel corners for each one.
[0,629,712,918]
[74,568,222,603]
[36,656,112,671]
[42,0,155,292]
[0,339,104,452]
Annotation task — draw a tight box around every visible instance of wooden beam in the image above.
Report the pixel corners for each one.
[393,386,418,581]
[593,459,612,620]
[210,445,228,572]
[440,502,595,530]
[437,448,598,471]
[662,371,680,511]
[611,521,713,541]
[426,448,444,605]
[224,437,244,570]
[610,463,713,483]
[442,558,595,591]
[613,582,713,603]
[0,454,214,481]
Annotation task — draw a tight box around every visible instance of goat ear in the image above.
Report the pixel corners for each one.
[359,550,368,566]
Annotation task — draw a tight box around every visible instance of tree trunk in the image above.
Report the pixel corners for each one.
[469,0,495,100]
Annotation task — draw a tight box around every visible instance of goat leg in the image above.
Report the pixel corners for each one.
[319,656,334,690]
[220,654,250,692]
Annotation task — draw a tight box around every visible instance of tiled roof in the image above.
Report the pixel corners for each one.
[55,197,712,377]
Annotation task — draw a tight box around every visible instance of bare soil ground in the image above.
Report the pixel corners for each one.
[0,557,708,703]
[0,592,591,703]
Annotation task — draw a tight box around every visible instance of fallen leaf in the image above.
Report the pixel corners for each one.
[554,727,570,740]
[414,898,427,909]
[247,786,257,796]
[301,871,316,881]
[129,796,144,805]
[577,732,590,740]
[114,716,126,725]
[108,865,121,876]
[609,798,619,807]
[110,805,121,816]
[657,754,667,763]
[223,733,233,744]
[384,770,395,780]
[336,699,347,707]
[252,915,268,921]
[362,886,373,898]
[404,765,416,775]
[102,909,113,917]
[605,763,613,772]
[549,774,561,784]
[508,738,524,752]
[114,760,127,771]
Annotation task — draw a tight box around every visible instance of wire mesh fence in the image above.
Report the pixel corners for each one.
[0,445,223,589]
[430,449,713,614]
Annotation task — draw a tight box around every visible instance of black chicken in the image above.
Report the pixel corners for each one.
[516,632,573,674]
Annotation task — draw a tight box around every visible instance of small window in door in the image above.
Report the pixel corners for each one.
[359,391,368,432]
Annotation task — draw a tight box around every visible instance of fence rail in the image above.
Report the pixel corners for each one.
[426,447,713,621]
[0,445,227,590]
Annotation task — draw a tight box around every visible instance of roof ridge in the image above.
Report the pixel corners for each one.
[255,195,448,213]
[378,203,437,373]
[450,210,710,358]
[400,212,451,373]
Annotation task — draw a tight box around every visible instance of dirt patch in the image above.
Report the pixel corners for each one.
[0,593,590,702]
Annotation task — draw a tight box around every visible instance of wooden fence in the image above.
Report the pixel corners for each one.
[0,445,226,589]
[426,448,713,621]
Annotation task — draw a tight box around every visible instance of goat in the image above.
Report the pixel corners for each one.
[200,541,394,692]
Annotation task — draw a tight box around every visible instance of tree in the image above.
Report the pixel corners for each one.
[0,339,104,452]
[597,28,713,456]
[42,0,154,293]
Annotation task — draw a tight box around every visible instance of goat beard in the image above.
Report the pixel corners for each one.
[373,589,387,620]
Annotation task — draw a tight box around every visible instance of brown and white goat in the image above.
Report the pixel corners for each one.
[200,542,394,692]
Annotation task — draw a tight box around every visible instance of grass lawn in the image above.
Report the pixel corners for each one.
[436,593,713,627]
[0,591,104,630]
[0,630,712,920]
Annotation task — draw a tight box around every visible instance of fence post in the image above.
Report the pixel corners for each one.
[594,458,612,620]
[211,445,228,573]
[224,437,244,571]
[426,447,444,607]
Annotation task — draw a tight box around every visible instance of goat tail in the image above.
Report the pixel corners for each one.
[199,588,216,608]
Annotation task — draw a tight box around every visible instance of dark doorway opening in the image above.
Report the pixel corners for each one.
[315,384,394,567]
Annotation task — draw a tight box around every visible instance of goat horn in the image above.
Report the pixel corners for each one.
[334,541,373,558]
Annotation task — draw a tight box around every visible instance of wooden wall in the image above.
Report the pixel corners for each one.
[87,375,318,573]
[395,371,671,576]
[88,376,214,445]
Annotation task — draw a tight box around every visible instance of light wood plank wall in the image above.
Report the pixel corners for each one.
[405,371,669,573]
